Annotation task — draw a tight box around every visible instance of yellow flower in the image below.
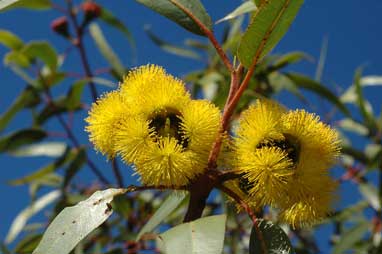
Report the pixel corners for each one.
[113,66,220,186]
[85,91,128,157]
[233,100,340,227]
[119,65,191,116]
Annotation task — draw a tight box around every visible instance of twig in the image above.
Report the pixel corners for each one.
[168,0,233,72]
[218,184,267,254]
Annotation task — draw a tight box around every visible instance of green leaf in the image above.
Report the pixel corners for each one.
[136,0,212,36]
[157,215,226,254]
[65,80,86,110]
[4,50,31,67]
[136,192,187,241]
[63,148,87,188]
[8,148,77,185]
[22,41,58,71]
[0,87,40,132]
[271,51,311,70]
[0,0,51,11]
[238,0,304,67]
[100,8,135,48]
[145,27,201,60]
[333,220,370,254]
[0,29,23,49]
[285,73,351,117]
[89,23,125,78]
[14,234,43,254]
[7,64,40,87]
[5,190,61,244]
[359,183,381,211]
[354,68,377,130]
[216,1,257,24]
[0,129,46,153]
[9,142,67,157]
[249,219,293,254]
[337,119,369,136]
[32,188,127,254]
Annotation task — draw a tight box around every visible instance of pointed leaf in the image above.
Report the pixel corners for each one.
[136,0,212,36]
[238,0,304,67]
[0,129,46,153]
[0,29,23,49]
[136,192,187,241]
[5,190,61,244]
[0,0,51,11]
[32,188,126,254]
[216,1,256,24]
[9,142,67,157]
[333,220,370,254]
[157,214,226,254]
[359,183,381,211]
[22,41,58,71]
[89,23,125,78]
[249,219,293,254]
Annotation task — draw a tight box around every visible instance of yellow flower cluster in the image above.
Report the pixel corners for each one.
[86,64,340,228]
[231,99,340,227]
[86,65,220,187]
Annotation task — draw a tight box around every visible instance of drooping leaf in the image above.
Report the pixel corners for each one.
[89,23,125,78]
[145,27,201,60]
[9,142,67,157]
[7,65,40,87]
[285,73,351,117]
[22,41,58,71]
[249,219,293,254]
[270,51,311,70]
[0,0,51,11]
[100,8,135,48]
[5,190,62,244]
[136,191,187,241]
[32,188,127,254]
[238,0,304,67]
[62,148,87,188]
[359,183,381,211]
[14,234,43,254]
[136,0,212,36]
[4,50,31,67]
[8,148,77,185]
[0,129,46,153]
[337,119,369,136]
[332,220,370,254]
[0,87,40,132]
[216,1,256,24]
[0,29,23,49]
[157,214,226,254]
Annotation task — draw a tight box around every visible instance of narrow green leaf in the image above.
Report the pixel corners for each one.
[359,183,381,211]
[63,148,87,188]
[285,73,351,117]
[0,29,23,49]
[5,190,61,244]
[145,27,201,60]
[4,50,31,67]
[0,87,40,132]
[0,129,46,153]
[333,220,370,254]
[100,8,135,48]
[341,145,369,164]
[337,119,369,136]
[315,36,328,82]
[157,215,226,254]
[89,23,125,78]
[8,148,76,185]
[0,0,51,11]
[216,1,256,24]
[14,234,43,254]
[271,51,311,70]
[9,142,67,157]
[65,80,86,110]
[136,0,212,36]
[8,64,40,87]
[330,201,369,222]
[90,77,117,88]
[249,219,293,254]
[136,192,187,241]
[32,188,126,254]
[22,41,58,71]
[238,0,304,67]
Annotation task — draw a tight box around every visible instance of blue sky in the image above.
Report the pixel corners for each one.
[0,0,381,252]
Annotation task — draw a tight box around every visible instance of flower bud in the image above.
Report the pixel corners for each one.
[81,2,102,24]
[51,16,70,38]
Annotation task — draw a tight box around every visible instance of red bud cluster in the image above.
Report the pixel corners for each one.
[81,2,102,23]
[51,16,70,38]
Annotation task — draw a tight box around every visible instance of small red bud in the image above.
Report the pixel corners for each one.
[81,2,102,23]
[51,16,70,38]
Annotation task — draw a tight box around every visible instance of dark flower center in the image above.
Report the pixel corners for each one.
[239,176,254,195]
[148,108,189,148]
[256,134,301,164]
